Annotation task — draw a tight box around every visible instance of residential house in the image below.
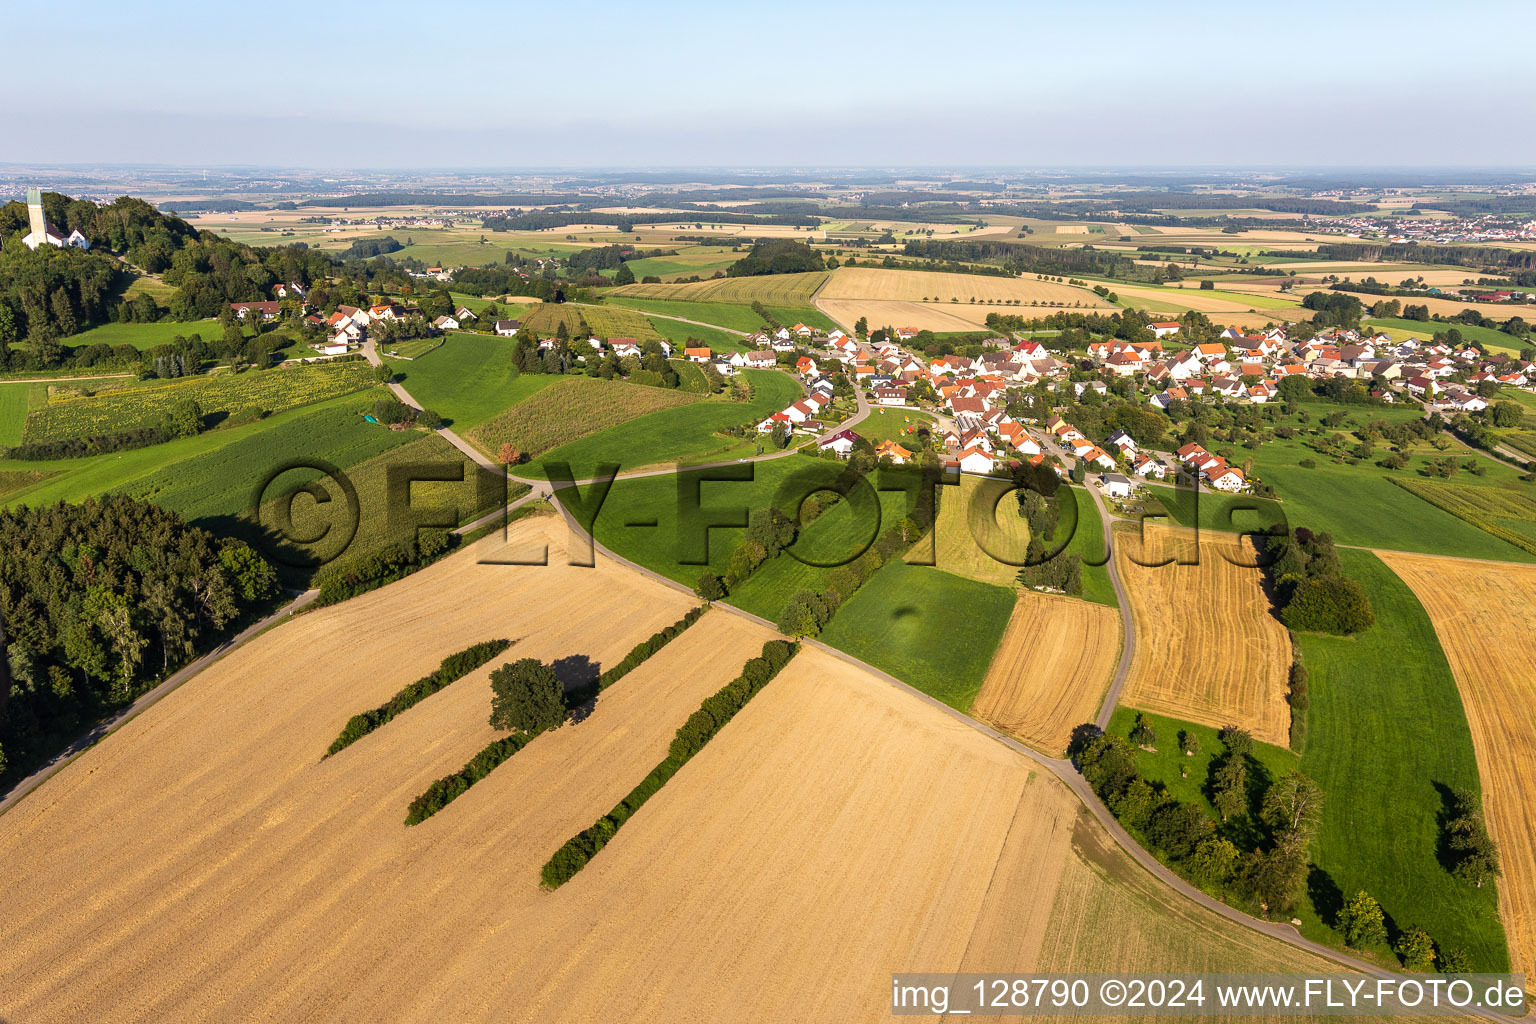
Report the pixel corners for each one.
[1102,473,1133,498]
[819,429,861,457]
[494,320,520,337]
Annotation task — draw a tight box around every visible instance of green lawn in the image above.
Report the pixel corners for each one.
[1059,484,1118,608]
[63,319,221,350]
[390,332,560,430]
[818,559,1016,711]
[854,408,934,444]
[0,382,30,446]
[1294,550,1508,971]
[521,368,802,480]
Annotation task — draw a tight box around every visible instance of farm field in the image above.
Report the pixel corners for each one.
[128,395,417,522]
[726,486,913,623]
[1376,552,1536,984]
[0,381,29,446]
[519,368,802,480]
[0,517,732,1024]
[1101,282,1301,317]
[521,302,663,343]
[273,434,506,579]
[23,361,377,443]
[1293,550,1507,972]
[971,591,1120,755]
[389,332,559,429]
[607,270,827,306]
[621,245,740,281]
[601,296,767,333]
[1388,478,1536,558]
[1154,433,1536,562]
[583,454,830,588]
[1114,525,1292,747]
[818,267,1112,307]
[818,559,1015,711]
[467,377,699,460]
[0,469,56,499]
[1364,317,1529,355]
[923,473,1032,586]
[817,298,1003,333]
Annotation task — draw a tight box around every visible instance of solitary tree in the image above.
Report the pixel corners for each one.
[488,659,566,734]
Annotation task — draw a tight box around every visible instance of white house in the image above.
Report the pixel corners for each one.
[819,428,860,457]
[744,349,776,369]
[1148,321,1182,338]
[1105,429,1137,453]
[956,447,995,474]
[1102,473,1132,499]
[433,315,460,331]
[494,320,520,337]
[1208,466,1247,492]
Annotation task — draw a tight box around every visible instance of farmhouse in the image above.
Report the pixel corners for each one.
[231,300,280,320]
[684,347,713,363]
[1148,321,1182,338]
[745,350,777,369]
[495,320,520,337]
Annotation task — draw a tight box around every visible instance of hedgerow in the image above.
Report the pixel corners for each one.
[325,638,512,757]
[540,639,798,888]
[404,606,707,825]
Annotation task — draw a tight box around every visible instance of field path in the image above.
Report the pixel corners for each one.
[571,300,752,338]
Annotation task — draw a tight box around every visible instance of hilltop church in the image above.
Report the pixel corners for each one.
[22,188,90,250]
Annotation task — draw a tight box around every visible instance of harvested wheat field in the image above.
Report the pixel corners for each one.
[1376,551,1536,985]
[820,266,1112,307]
[1115,525,1292,747]
[921,473,1033,585]
[818,297,1007,332]
[0,517,752,1023]
[972,592,1121,756]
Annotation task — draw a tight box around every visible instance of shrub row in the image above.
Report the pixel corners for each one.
[404,608,708,826]
[405,731,536,825]
[313,531,456,606]
[584,606,706,698]
[325,638,512,757]
[1286,657,1309,753]
[7,425,171,460]
[540,639,799,888]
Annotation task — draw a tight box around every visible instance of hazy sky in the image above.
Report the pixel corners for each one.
[6,0,1533,169]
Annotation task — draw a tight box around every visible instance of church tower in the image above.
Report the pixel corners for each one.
[26,188,47,239]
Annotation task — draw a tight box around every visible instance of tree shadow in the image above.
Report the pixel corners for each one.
[1432,780,1459,873]
[554,654,603,724]
[1308,866,1344,929]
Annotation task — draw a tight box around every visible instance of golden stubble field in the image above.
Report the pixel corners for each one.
[1376,551,1536,986]
[815,267,1112,333]
[0,512,1378,1023]
[1115,525,1293,747]
[972,592,1121,756]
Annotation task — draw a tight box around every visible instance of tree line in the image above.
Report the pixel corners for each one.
[1257,526,1376,634]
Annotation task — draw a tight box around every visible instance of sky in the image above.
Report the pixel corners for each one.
[5,0,1534,170]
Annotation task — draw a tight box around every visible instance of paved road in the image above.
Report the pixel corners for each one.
[0,588,320,816]
[1086,484,1136,730]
